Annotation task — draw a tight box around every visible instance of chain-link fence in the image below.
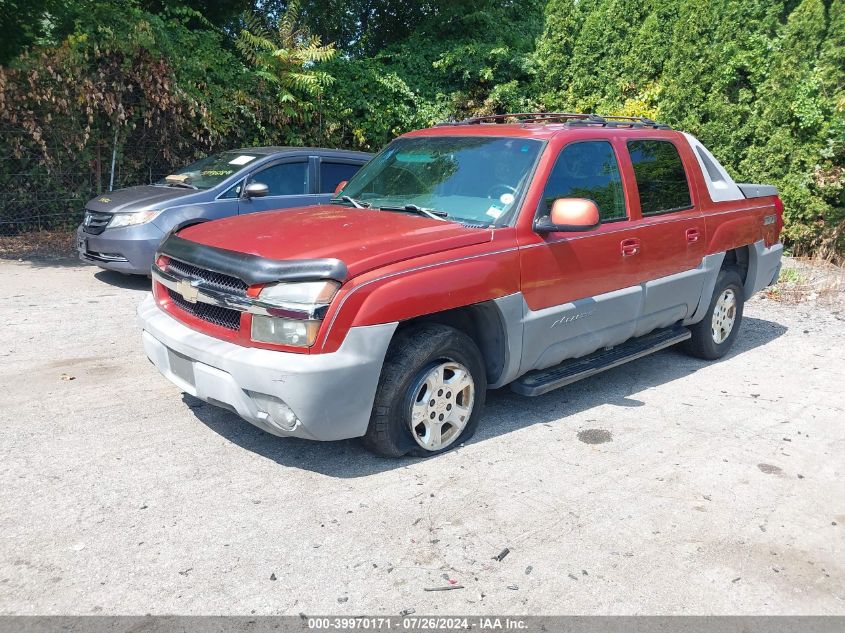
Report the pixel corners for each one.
[0,124,196,236]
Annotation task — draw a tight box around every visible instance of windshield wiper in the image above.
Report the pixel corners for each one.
[379,204,448,221]
[330,195,370,208]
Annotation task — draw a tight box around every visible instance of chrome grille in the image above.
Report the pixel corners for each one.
[166,259,248,295]
[82,210,112,235]
[167,288,242,331]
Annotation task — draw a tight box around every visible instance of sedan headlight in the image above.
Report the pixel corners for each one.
[108,209,164,229]
[251,280,340,347]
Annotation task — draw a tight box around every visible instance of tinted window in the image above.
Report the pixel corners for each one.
[540,141,626,221]
[628,140,691,215]
[321,162,362,194]
[251,161,307,196]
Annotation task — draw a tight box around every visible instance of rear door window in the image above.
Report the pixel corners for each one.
[250,161,308,196]
[627,140,692,215]
[320,161,363,194]
[540,141,627,221]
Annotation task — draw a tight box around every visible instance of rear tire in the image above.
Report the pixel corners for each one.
[683,268,745,360]
[363,324,487,457]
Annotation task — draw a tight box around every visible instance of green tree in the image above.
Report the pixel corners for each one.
[1,0,843,252]
[534,0,844,255]
[236,0,336,119]
[740,0,844,253]
[534,0,586,109]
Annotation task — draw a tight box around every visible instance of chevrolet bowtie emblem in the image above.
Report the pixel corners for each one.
[176,279,200,303]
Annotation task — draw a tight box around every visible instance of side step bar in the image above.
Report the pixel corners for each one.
[511,325,691,397]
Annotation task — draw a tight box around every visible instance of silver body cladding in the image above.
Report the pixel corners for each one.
[139,239,781,440]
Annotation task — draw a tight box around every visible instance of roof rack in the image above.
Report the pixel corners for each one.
[436,112,672,130]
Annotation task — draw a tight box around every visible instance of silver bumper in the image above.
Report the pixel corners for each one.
[137,295,397,441]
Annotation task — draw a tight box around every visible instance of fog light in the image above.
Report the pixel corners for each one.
[251,315,320,347]
[248,391,300,432]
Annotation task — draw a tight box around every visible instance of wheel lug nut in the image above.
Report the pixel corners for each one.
[429,399,435,407]
[430,412,436,419]
[437,389,443,396]
[446,404,452,411]
[439,414,444,421]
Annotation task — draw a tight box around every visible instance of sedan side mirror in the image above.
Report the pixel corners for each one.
[245,182,269,198]
[535,198,601,233]
[334,180,348,196]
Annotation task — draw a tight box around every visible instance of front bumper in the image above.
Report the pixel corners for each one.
[77,224,164,275]
[137,295,397,441]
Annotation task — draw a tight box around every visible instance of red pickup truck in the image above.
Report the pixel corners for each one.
[138,113,783,457]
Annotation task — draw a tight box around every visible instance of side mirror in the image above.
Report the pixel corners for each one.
[535,198,600,233]
[244,182,269,198]
[334,180,348,196]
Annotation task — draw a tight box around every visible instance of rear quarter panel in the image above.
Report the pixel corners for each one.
[702,196,778,255]
[673,134,779,255]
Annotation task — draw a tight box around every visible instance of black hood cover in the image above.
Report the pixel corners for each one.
[158,233,349,285]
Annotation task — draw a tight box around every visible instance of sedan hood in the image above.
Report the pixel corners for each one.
[85,185,200,213]
[177,205,493,278]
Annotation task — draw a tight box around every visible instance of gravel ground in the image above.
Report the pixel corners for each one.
[0,257,843,615]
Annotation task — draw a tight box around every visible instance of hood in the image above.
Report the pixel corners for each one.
[85,185,201,213]
[177,205,493,278]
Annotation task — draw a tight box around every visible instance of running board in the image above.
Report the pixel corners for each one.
[511,326,691,397]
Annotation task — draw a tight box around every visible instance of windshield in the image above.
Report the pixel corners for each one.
[157,151,261,189]
[337,136,543,224]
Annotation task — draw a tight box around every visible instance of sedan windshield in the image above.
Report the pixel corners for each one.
[336,136,543,224]
[157,151,261,190]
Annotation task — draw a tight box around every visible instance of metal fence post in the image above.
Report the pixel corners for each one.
[108,127,118,192]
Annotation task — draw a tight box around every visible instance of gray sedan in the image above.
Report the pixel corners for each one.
[77,147,371,275]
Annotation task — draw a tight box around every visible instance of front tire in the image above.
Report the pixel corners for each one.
[683,268,745,360]
[363,324,487,457]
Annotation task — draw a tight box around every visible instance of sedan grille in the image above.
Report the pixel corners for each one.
[168,289,242,331]
[82,210,112,235]
[167,259,249,295]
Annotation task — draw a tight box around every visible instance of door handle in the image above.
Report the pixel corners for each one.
[686,228,701,243]
[620,238,640,257]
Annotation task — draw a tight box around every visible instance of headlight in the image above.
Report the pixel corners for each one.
[251,315,321,347]
[251,280,340,347]
[257,280,339,307]
[108,209,163,229]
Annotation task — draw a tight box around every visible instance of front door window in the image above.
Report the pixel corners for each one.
[539,141,626,222]
[250,161,308,196]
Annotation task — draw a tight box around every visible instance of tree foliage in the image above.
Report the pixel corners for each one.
[0,0,842,253]
[535,0,844,255]
[236,1,336,119]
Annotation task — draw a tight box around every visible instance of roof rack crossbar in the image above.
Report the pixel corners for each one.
[436,112,671,130]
